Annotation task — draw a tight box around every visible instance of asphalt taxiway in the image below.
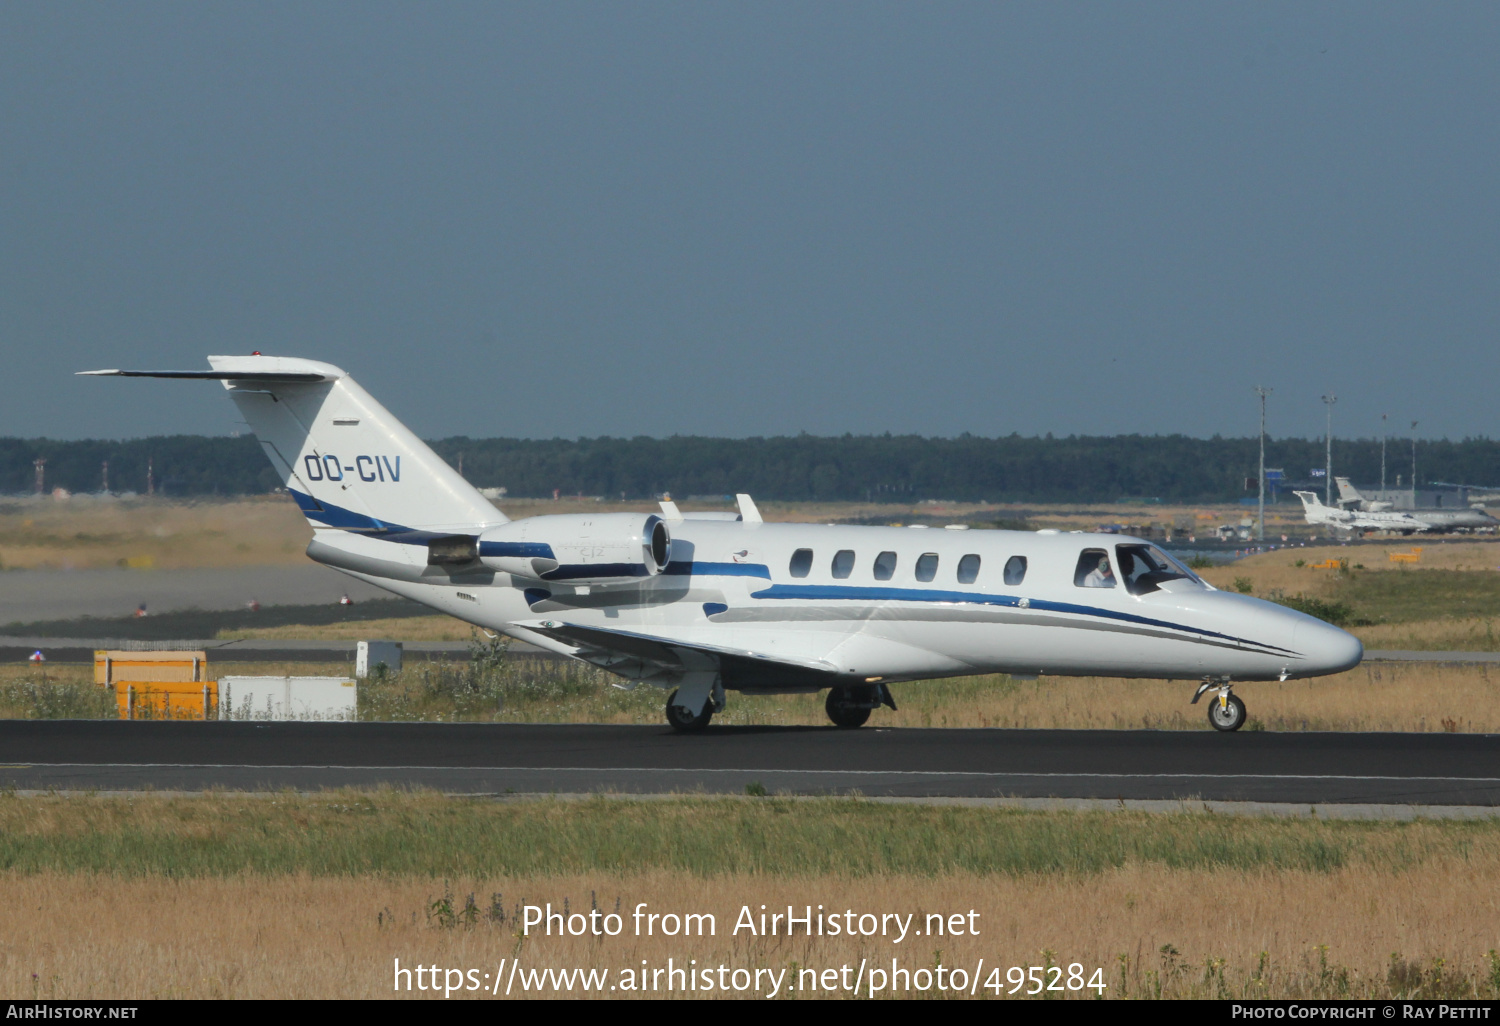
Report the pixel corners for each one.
[3,721,1497,805]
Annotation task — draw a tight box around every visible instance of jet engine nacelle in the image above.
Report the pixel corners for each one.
[475,513,672,583]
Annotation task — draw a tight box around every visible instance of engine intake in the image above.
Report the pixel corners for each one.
[477,513,671,583]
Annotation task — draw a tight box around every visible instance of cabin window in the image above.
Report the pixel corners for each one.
[1074,548,1115,588]
[873,550,898,581]
[915,552,939,582]
[789,548,814,578]
[1003,555,1027,586]
[957,554,981,584]
[831,549,855,579]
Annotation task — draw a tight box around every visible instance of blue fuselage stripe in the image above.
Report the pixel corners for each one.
[543,563,652,580]
[663,561,772,579]
[541,561,771,580]
[479,540,557,559]
[748,583,1295,655]
[290,488,403,533]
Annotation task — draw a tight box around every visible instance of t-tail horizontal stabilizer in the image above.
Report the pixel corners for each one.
[79,355,505,534]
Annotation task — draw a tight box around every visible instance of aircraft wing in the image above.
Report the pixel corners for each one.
[512,618,842,687]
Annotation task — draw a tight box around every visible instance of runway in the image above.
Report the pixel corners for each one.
[3,721,1499,804]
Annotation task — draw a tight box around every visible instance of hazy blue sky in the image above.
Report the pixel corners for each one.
[3,3,1497,442]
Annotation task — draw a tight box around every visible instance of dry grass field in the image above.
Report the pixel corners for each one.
[1,793,1498,999]
[4,656,1498,732]
[1353,618,1500,651]
[1198,540,1500,594]
[218,615,476,641]
[0,496,311,570]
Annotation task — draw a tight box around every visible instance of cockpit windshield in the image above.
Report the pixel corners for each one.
[1115,544,1203,595]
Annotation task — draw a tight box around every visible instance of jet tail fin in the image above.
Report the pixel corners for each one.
[81,355,506,534]
[1294,490,1324,510]
[1334,476,1363,506]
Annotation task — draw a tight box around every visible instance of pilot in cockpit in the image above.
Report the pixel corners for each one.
[1082,555,1115,588]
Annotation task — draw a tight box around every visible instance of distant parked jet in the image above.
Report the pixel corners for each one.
[1334,478,1498,533]
[1296,490,1430,534]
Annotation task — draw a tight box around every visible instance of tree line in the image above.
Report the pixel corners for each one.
[3,433,1497,504]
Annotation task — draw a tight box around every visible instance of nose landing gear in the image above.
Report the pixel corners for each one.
[1192,679,1247,732]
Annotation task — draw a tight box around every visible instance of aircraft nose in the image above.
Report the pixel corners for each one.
[1293,618,1363,675]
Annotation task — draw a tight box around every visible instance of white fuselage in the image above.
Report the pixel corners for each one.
[308,520,1362,688]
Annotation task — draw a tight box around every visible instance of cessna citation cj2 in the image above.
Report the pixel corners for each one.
[82,356,1362,733]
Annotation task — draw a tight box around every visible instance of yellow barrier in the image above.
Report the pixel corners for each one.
[116,681,218,720]
[1308,558,1348,570]
[95,650,207,686]
[1388,548,1423,564]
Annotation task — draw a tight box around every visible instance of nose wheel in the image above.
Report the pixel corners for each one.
[1193,680,1247,732]
[1206,693,1246,731]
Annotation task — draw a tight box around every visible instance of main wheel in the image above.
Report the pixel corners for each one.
[1207,692,1247,732]
[665,688,713,732]
[825,687,872,729]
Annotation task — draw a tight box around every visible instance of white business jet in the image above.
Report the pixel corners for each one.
[1335,477,1498,533]
[1295,489,1431,535]
[83,356,1362,732]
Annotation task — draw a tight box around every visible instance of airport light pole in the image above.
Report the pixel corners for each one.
[1380,413,1388,499]
[1255,387,1271,541]
[1321,394,1337,505]
[1411,421,1419,507]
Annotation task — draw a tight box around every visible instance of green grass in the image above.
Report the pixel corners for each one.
[1270,595,1364,627]
[0,678,117,719]
[1267,569,1500,629]
[355,636,635,722]
[1335,569,1500,624]
[0,791,1495,878]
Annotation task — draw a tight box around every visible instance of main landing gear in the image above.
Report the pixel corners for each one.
[665,689,713,731]
[824,683,898,729]
[665,677,725,732]
[1192,679,1247,732]
[665,680,900,731]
